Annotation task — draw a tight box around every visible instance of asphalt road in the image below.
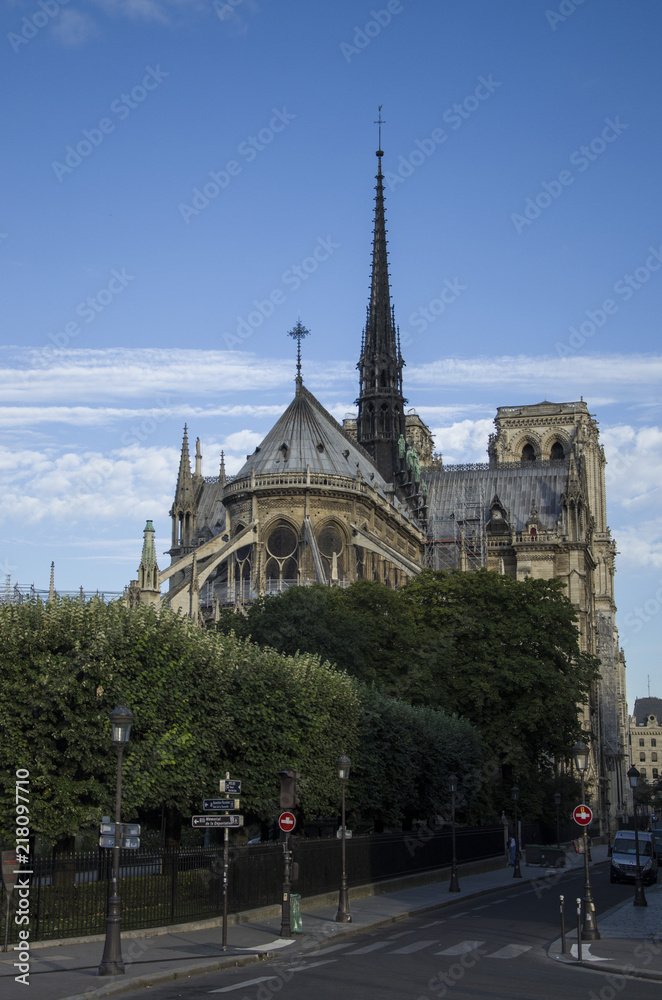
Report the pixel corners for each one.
[117,864,659,1000]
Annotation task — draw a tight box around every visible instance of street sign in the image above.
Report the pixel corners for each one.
[573,804,593,826]
[203,798,240,811]
[192,814,244,828]
[279,811,296,833]
[99,822,141,837]
[219,779,241,795]
[99,836,141,849]
[1,852,19,893]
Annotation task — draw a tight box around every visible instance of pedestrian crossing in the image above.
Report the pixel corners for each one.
[317,937,532,961]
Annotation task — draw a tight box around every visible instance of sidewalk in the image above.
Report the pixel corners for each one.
[549,867,662,983]
[0,845,654,1000]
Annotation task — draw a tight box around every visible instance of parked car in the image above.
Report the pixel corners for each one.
[610,830,658,885]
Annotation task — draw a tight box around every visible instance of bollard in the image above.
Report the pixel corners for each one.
[559,894,566,955]
[576,897,582,962]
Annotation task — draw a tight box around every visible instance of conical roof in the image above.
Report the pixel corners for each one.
[235,383,387,486]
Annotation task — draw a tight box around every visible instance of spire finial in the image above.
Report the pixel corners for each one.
[375,105,385,158]
[288,319,311,387]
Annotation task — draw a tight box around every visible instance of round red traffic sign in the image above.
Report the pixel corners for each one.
[573,803,593,826]
[279,811,296,833]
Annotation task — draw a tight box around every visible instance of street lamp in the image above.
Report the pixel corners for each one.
[605,798,611,849]
[511,787,522,878]
[448,774,460,892]
[99,704,134,976]
[572,740,600,939]
[335,754,351,923]
[627,765,647,907]
[554,792,561,849]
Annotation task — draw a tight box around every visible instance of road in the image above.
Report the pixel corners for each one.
[118,864,659,999]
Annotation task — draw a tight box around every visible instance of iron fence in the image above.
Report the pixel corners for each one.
[0,825,507,944]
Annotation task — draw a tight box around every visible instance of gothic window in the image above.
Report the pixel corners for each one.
[265,521,298,592]
[234,532,252,601]
[550,441,565,460]
[380,402,389,435]
[522,443,536,462]
[318,522,345,582]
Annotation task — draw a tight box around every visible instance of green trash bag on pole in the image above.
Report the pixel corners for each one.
[290,893,302,933]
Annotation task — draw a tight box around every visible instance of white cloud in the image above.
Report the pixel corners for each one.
[430,419,494,464]
[51,9,99,45]
[602,425,662,510]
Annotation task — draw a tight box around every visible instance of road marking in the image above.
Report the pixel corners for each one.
[386,930,411,940]
[347,941,391,954]
[435,940,485,956]
[235,938,295,952]
[449,911,469,919]
[291,960,336,972]
[487,944,532,959]
[569,944,612,962]
[421,919,445,928]
[313,942,354,956]
[210,976,278,993]
[392,940,438,954]
[471,905,490,911]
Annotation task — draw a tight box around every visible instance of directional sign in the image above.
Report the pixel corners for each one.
[100,822,141,837]
[573,803,593,826]
[203,798,240,812]
[219,779,241,795]
[279,811,296,833]
[192,814,244,829]
[99,836,141,849]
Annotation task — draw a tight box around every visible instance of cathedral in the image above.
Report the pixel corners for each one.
[129,143,629,831]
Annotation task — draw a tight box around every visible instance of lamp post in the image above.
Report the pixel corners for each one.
[554,792,561,849]
[511,787,522,878]
[335,755,351,923]
[572,740,600,939]
[99,704,134,976]
[627,765,647,907]
[448,774,460,892]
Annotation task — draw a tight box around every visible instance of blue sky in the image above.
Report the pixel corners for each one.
[2,0,661,710]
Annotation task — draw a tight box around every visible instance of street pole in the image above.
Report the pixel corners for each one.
[222,826,229,950]
[280,833,292,937]
[579,770,600,938]
[99,704,133,977]
[554,792,561,849]
[512,787,522,879]
[632,791,647,907]
[335,755,351,922]
[448,774,460,892]
[99,743,125,975]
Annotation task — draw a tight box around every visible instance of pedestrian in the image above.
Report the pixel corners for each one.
[509,836,516,866]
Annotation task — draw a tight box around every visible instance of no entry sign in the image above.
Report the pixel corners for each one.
[573,804,593,826]
[279,811,296,833]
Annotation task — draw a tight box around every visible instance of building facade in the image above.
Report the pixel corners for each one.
[129,145,629,828]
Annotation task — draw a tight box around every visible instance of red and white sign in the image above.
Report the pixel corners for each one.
[573,804,593,826]
[279,811,296,833]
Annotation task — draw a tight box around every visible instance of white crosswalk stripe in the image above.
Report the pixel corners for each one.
[391,940,438,954]
[487,944,532,959]
[435,940,485,956]
[347,941,391,955]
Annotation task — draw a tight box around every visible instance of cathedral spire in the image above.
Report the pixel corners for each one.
[177,424,192,486]
[356,111,406,483]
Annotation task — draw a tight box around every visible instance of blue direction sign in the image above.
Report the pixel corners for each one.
[219,779,241,795]
[192,814,243,828]
[203,798,240,811]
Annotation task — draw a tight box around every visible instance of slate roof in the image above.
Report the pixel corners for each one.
[234,381,387,486]
[632,697,662,726]
[425,460,569,533]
